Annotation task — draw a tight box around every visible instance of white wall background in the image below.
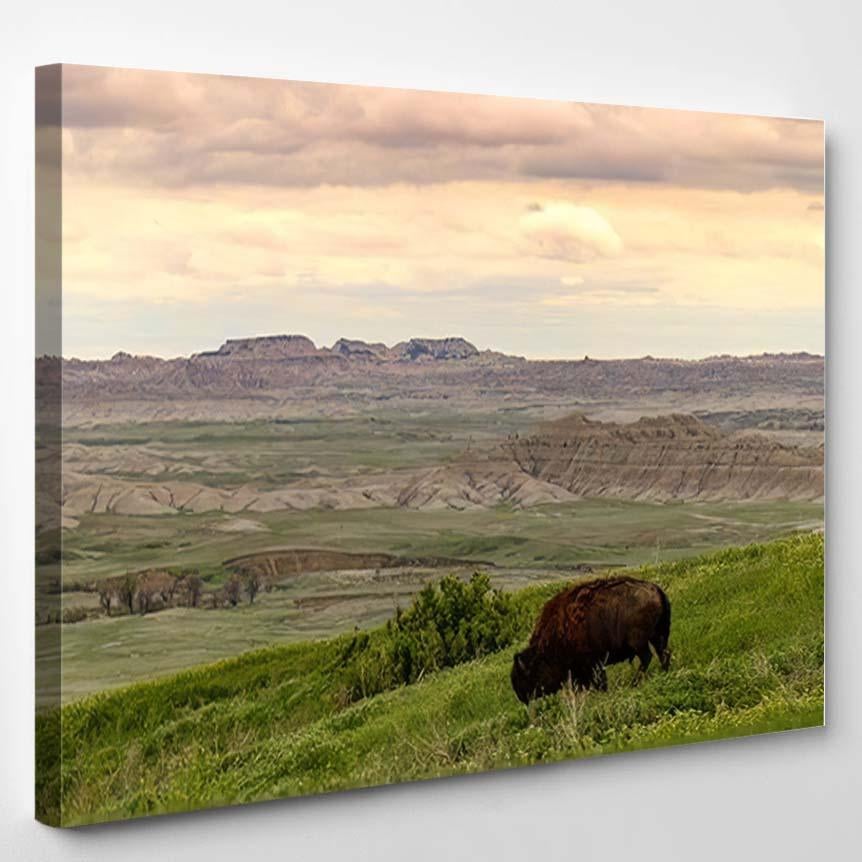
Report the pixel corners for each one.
[1,2,858,859]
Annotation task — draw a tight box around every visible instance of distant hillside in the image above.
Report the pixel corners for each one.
[45,334,824,426]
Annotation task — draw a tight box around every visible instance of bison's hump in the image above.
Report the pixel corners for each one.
[529,576,666,654]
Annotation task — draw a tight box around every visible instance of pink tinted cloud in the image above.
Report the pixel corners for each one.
[59,66,823,193]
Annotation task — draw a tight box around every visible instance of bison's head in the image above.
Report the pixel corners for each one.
[511,647,540,704]
[512,647,571,703]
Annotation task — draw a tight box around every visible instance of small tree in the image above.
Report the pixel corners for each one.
[97,585,112,616]
[134,570,176,615]
[223,575,242,608]
[243,570,262,604]
[183,573,203,608]
[120,573,137,615]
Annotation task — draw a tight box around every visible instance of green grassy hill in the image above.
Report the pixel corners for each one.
[37,532,824,827]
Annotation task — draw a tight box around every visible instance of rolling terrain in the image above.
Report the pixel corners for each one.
[35,337,825,705]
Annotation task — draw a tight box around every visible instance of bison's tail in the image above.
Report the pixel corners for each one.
[653,588,672,672]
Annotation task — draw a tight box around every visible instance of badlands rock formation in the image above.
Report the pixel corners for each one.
[59,413,823,528]
[49,335,824,426]
[506,413,824,502]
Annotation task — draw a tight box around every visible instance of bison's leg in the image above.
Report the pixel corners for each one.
[659,647,672,672]
[631,646,653,686]
[639,647,652,673]
[652,591,672,671]
[650,633,672,672]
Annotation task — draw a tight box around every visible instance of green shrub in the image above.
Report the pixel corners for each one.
[340,572,524,701]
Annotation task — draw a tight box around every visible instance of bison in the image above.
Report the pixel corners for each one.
[511,576,671,703]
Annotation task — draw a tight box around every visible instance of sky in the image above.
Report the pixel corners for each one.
[46,65,824,360]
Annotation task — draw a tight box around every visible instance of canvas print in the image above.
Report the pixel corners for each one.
[35,65,825,827]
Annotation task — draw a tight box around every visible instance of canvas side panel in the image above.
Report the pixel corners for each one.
[35,63,63,827]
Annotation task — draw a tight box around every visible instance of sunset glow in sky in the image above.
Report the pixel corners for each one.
[51,66,824,359]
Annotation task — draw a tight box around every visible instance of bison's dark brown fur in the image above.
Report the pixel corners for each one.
[511,576,671,703]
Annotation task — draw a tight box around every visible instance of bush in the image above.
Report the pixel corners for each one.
[340,572,523,702]
[62,605,90,624]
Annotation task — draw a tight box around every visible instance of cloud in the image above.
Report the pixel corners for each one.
[542,286,659,308]
[58,66,823,193]
[61,172,823,325]
[519,109,824,192]
[520,203,623,261]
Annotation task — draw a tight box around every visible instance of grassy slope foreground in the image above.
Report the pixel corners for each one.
[37,533,824,826]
